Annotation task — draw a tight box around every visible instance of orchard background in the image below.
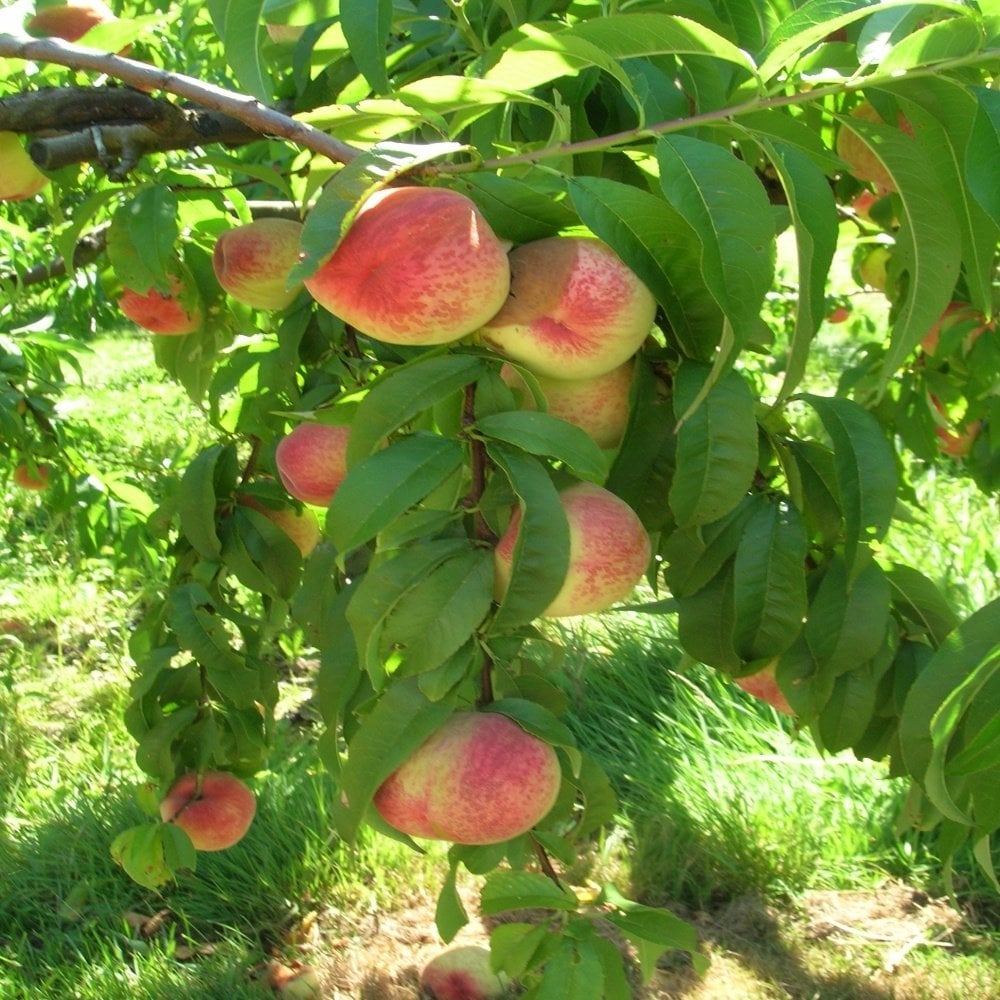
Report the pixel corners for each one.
[2,0,1000,997]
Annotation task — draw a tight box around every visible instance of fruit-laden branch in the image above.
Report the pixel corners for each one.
[0,32,361,167]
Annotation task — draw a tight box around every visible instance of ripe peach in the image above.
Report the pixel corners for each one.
[734,660,793,715]
[421,945,506,1000]
[0,131,49,201]
[304,186,511,346]
[238,495,320,556]
[500,359,633,449]
[373,712,561,845]
[494,482,650,618]
[159,771,256,851]
[118,275,202,335]
[479,237,656,381]
[826,306,851,324]
[920,302,993,357]
[212,218,304,311]
[12,462,51,490]
[275,422,350,508]
[836,101,912,195]
[26,0,118,42]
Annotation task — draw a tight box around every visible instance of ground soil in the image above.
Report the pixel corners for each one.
[291,879,994,999]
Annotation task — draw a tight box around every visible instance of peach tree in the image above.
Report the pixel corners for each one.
[2,0,1000,991]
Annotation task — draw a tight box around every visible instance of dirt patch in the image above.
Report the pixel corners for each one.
[300,880,990,999]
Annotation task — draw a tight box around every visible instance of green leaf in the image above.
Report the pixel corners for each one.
[340,0,393,94]
[480,870,579,914]
[534,939,604,1000]
[967,86,1000,226]
[886,564,959,646]
[878,15,984,76]
[381,548,494,676]
[338,676,453,844]
[669,363,758,527]
[834,105,963,379]
[218,0,272,101]
[110,824,175,890]
[346,538,470,684]
[591,934,633,1000]
[227,506,302,601]
[451,173,577,244]
[485,697,578,758]
[474,410,609,485]
[107,187,179,294]
[676,563,741,672]
[434,860,469,943]
[569,176,724,360]
[753,139,838,403]
[656,135,775,338]
[490,921,555,979]
[801,394,896,574]
[178,444,236,561]
[328,434,466,553]
[486,444,569,632]
[347,354,489,464]
[167,584,244,674]
[818,661,880,753]
[732,499,808,661]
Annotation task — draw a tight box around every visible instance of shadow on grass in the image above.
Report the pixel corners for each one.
[0,743,351,1000]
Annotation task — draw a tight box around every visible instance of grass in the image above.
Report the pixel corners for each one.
[2,329,999,997]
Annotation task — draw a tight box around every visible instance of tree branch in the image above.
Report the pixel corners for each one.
[0,32,361,166]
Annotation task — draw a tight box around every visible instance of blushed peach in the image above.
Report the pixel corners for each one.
[734,660,793,715]
[212,218,304,310]
[305,186,510,346]
[421,946,506,1000]
[480,237,656,381]
[159,771,256,851]
[13,462,51,490]
[118,275,202,335]
[494,481,650,618]
[275,422,350,507]
[373,712,560,845]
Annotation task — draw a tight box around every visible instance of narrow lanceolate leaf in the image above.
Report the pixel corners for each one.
[347,354,488,464]
[801,394,896,574]
[753,139,838,403]
[480,871,579,914]
[569,177,724,361]
[166,584,243,673]
[107,187,179,294]
[900,598,1000,795]
[886,563,959,646]
[877,16,985,76]
[732,499,808,661]
[486,444,569,633]
[676,563,742,672]
[219,0,272,101]
[656,135,776,340]
[669,363,758,528]
[474,411,609,485]
[178,444,236,561]
[890,79,1000,316]
[336,676,453,844]
[967,86,1000,227]
[327,434,466,553]
[818,662,881,754]
[339,0,393,94]
[379,548,494,676]
[834,108,963,378]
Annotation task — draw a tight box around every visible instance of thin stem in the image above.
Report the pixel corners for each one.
[532,836,565,889]
[442,0,485,55]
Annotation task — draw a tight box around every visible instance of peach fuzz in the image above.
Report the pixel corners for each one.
[421,946,505,1000]
[373,712,560,845]
[118,275,202,335]
[500,359,633,449]
[304,186,510,346]
[734,660,793,715]
[275,422,351,508]
[494,481,650,618]
[479,236,656,381]
[0,131,49,201]
[27,0,118,42]
[159,770,256,851]
[212,217,304,311]
[13,462,51,490]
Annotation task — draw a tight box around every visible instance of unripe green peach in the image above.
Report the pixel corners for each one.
[274,423,351,508]
[305,186,511,346]
[118,275,202,335]
[421,945,506,1000]
[373,712,561,845]
[212,218,304,310]
[480,237,656,381]
[494,482,650,618]
[0,131,49,201]
[159,771,256,851]
[500,359,633,449]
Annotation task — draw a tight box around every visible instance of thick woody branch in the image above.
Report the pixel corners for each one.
[0,85,161,131]
[0,32,361,166]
